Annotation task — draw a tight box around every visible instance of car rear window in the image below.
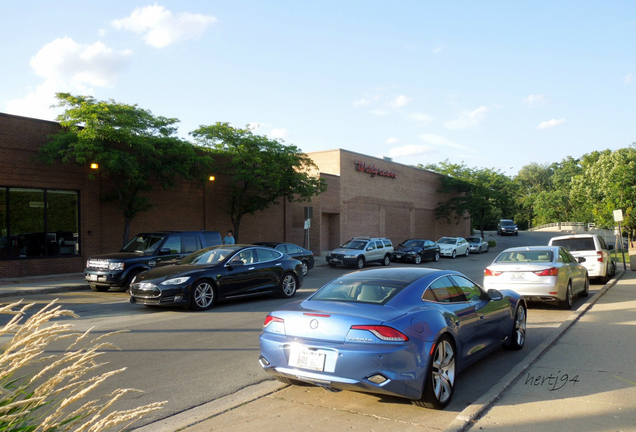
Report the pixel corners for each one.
[495,250,554,263]
[311,278,409,304]
[550,238,595,251]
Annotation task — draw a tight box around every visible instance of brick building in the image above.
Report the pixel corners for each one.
[0,113,470,278]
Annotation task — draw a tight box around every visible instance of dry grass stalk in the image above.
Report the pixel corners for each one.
[0,299,166,431]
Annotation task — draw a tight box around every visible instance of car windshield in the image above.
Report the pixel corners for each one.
[121,235,164,253]
[466,238,481,243]
[402,240,423,247]
[501,220,515,226]
[550,238,595,251]
[311,278,408,305]
[340,240,367,250]
[180,247,236,265]
[495,250,554,263]
[437,238,456,245]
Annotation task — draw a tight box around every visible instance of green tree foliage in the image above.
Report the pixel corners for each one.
[190,122,327,241]
[421,161,518,238]
[39,93,214,245]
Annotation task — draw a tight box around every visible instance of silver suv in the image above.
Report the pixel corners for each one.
[326,237,394,269]
[548,234,615,283]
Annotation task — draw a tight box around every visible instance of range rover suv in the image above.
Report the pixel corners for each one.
[326,237,393,269]
[84,230,222,292]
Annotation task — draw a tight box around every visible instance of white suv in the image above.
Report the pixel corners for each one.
[326,237,394,269]
[548,234,615,283]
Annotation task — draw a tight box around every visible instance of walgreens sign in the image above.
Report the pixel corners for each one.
[355,161,398,178]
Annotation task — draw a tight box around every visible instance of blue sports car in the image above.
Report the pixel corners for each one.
[258,267,527,409]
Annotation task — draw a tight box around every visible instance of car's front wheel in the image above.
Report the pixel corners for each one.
[189,280,215,311]
[355,256,365,269]
[505,304,527,350]
[413,335,455,410]
[434,252,440,262]
[278,273,298,298]
[451,250,456,259]
[464,248,469,257]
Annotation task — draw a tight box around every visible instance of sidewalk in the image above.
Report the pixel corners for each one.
[1,270,634,432]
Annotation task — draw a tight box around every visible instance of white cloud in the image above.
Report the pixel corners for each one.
[270,128,287,139]
[523,93,547,107]
[112,4,216,48]
[390,94,412,108]
[386,137,399,144]
[370,109,389,116]
[443,105,489,129]
[30,37,131,87]
[353,97,373,107]
[433,44,446,54]
[5,37,131,120]
[388,144,436,159]
[624,73,634,84]
[408,112,433,123]
[537,118,566,129]
[418,133,476,153]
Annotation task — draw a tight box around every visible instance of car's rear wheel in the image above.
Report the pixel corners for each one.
[413,335,455,410]
[579,275,590,297]
[279,273,298,298]
[382,254,390,266]
[414,254,422,265]
[559,282,573,310]
[301,260,309,276]
[504,304,527,350]
[355,257,365,269]
[189,280,215,311]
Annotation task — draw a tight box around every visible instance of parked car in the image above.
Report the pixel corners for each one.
[466,237,489,254]
[326,237,394,269]
[497,219,518,236]
[437,237,469,258]
[548,234,615,283]
[484,246,588,309]
[129,244,303,310]
[85,231,223,292]
[253,242,315,276]
[391,239,440,264]
[259,267,527,410]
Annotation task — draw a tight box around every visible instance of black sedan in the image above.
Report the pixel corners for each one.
[391,239,440,264]
[253,242,315,276]
[129,245,303,310]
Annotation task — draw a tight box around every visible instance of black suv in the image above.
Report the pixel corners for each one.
[84,230,222,292]
[497,219,518,236]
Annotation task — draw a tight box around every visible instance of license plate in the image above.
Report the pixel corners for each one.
[510,272,525,279]
[87,274,98,281]
[288,346,326,371]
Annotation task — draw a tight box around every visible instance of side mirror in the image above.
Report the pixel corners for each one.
[487,288,503,301]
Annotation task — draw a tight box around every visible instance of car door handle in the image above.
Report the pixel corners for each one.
[248,267,255,270]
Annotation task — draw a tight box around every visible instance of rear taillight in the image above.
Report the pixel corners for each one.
[350,325,409,341]
[534,267,559,276]
[263,315,284,328]
[597,251,604,262]
[484,268,502,277]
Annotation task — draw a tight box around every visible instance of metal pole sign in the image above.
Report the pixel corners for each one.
[614,209,626,270]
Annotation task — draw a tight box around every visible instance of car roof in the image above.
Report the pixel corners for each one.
[338,267,454,283]
[550,234,596,240]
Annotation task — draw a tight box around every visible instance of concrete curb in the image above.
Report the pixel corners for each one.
[132,380,286,432]
[442,271,625,432]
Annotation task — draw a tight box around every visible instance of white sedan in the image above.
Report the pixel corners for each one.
[436,236,470,259]
[484,246,589,310]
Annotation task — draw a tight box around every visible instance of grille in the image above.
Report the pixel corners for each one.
[130,283,161,298]
[331,253,345,260]
[87,259,109,270]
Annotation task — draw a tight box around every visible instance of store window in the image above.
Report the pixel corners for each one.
[0,187,79,259]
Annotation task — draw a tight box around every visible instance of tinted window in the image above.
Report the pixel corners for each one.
[237,249,256,264]
[450,275,483,302]
[426,276,464,303]
[275,244,287,253]
[375,241,384,249]
[341,240,366,250]
[311,278,407,304]
[287,245,302,254]
[367,242,376,250]
[551,238,595,251]
[162,236,182,254]
[182,235,201,253]
[122,234,165,253]
[383,239,392,248]
[255,248,280,262]
[495,250,554,263]
[598,237,608,250]
[202,231,222,247]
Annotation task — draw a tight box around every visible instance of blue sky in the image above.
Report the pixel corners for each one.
[2,1,635,175]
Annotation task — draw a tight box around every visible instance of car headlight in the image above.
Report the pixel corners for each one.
[161,277,191,285]
[407,251,416,255]
[109,262,124,271]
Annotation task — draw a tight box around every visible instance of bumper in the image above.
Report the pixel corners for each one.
[258,333,428,400]
[129,284,189,306]
[439,249,455,257]
[326,256,359,266]
[84,270,124,288]
[391,253,418,262]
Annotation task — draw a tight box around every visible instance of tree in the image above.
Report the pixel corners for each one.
[190,122,327,241]
[40,93,214,245]
[421,161,518,238]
